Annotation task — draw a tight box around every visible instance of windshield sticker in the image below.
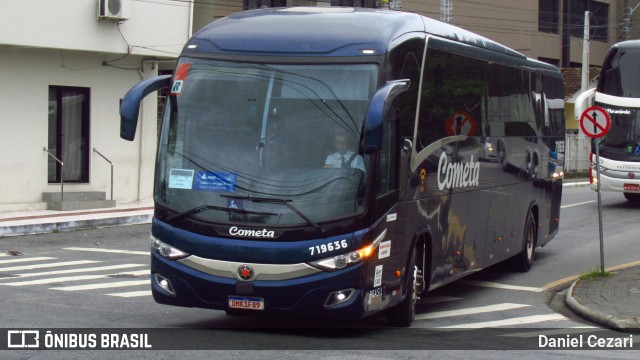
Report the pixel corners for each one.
[227,198,244,210]
[193,171,237,192]
[168,169,194,189]
[386,213,397,222]
[170,63,190,95]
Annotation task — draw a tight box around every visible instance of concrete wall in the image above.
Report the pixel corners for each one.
[0,47,159,211]
[0,0,189,57]
[402,0,617,67]
[0,0,190,212]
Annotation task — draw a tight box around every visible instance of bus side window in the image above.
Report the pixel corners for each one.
[417,47,486,152]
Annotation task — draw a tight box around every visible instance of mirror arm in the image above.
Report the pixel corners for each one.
[120,74,172,141]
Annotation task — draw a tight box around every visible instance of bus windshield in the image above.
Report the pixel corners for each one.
[596,106,640,160]
[598,47,640,98]
[155,58,378,227]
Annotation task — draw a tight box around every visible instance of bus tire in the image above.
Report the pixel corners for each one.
[623,192,640,203]
[386,248,418,327]
[526,151,538,180]
[512,209,537,272]
[497,140,508,171]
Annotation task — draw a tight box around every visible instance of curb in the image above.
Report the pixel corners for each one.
[0,211,153,238]
[565,278,640,330]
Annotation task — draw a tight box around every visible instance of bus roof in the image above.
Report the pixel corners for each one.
[611,39,640,49]
[186,7,525,59]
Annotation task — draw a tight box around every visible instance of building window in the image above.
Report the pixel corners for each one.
[539,0,559,34]
[565,0,609,42]
[48,86,90,183]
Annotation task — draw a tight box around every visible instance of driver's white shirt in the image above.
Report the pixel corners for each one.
[324,150,366,172]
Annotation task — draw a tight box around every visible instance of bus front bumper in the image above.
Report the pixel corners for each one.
[150,251,370,319]
[591,172,640,193]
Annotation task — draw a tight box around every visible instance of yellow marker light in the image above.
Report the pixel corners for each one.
[357,244,375,259]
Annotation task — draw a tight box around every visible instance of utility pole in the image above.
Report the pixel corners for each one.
[623,0,632,41]
[622,1,640,40]
[582,11,590,92]
[441,0,452,24]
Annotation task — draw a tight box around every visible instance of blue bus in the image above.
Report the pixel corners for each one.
[120,7,564,327]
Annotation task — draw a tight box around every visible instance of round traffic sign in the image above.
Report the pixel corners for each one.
[580,106,611,139]
[445,111,477,137]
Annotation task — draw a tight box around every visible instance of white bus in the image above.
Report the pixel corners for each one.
[575,40,640,203]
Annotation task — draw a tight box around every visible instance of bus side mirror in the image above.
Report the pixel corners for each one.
[573,87,596,121]
[120,75,172,141]
[363,80,410,154]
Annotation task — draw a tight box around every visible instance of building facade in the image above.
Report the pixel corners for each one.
[0,0,190,212]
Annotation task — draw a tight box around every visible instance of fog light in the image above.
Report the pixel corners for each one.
[324,288,355,307]
[155,273,176,295]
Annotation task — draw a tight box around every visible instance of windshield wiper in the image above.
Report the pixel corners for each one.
[220,194,323,233]
[166,204,277,222]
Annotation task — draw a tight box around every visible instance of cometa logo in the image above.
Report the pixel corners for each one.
[229,226,275,238]
[437,152,480,190]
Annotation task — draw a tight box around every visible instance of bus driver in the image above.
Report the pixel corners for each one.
[324,132,366,173]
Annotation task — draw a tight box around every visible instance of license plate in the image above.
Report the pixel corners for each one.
[624,184,640,191]
[228,296,264,311]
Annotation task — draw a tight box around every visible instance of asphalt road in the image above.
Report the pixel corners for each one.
[1,186,639,359]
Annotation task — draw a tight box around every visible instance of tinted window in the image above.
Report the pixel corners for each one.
[417,48,486,151]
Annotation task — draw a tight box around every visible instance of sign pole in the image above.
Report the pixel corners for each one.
[594,139,605,275]
[580,106,611,276]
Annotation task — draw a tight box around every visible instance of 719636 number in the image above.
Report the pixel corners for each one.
[309,239,348,256]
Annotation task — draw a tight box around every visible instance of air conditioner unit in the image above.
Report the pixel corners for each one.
[98,0,131,21]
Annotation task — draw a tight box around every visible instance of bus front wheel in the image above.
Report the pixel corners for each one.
[386,248,419,327]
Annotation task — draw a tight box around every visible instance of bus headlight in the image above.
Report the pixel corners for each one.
[150,234,189,260]
[309,229,386,271]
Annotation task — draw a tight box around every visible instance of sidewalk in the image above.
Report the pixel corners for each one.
[0,199,153,237]
[565,264,640,329]
[561,178,640,330]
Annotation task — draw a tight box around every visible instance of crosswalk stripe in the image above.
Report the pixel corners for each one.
[0,269,149,286]
[415,303,529,321]
[460,280,545,292]
[107,290,152,298]
[0,260,100,272]
[52,280,150,291]
[1,264,146,279]
[0,257,56,265]
[420,296,463,304]
[64,247,148,256]
[435,314,567,329]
